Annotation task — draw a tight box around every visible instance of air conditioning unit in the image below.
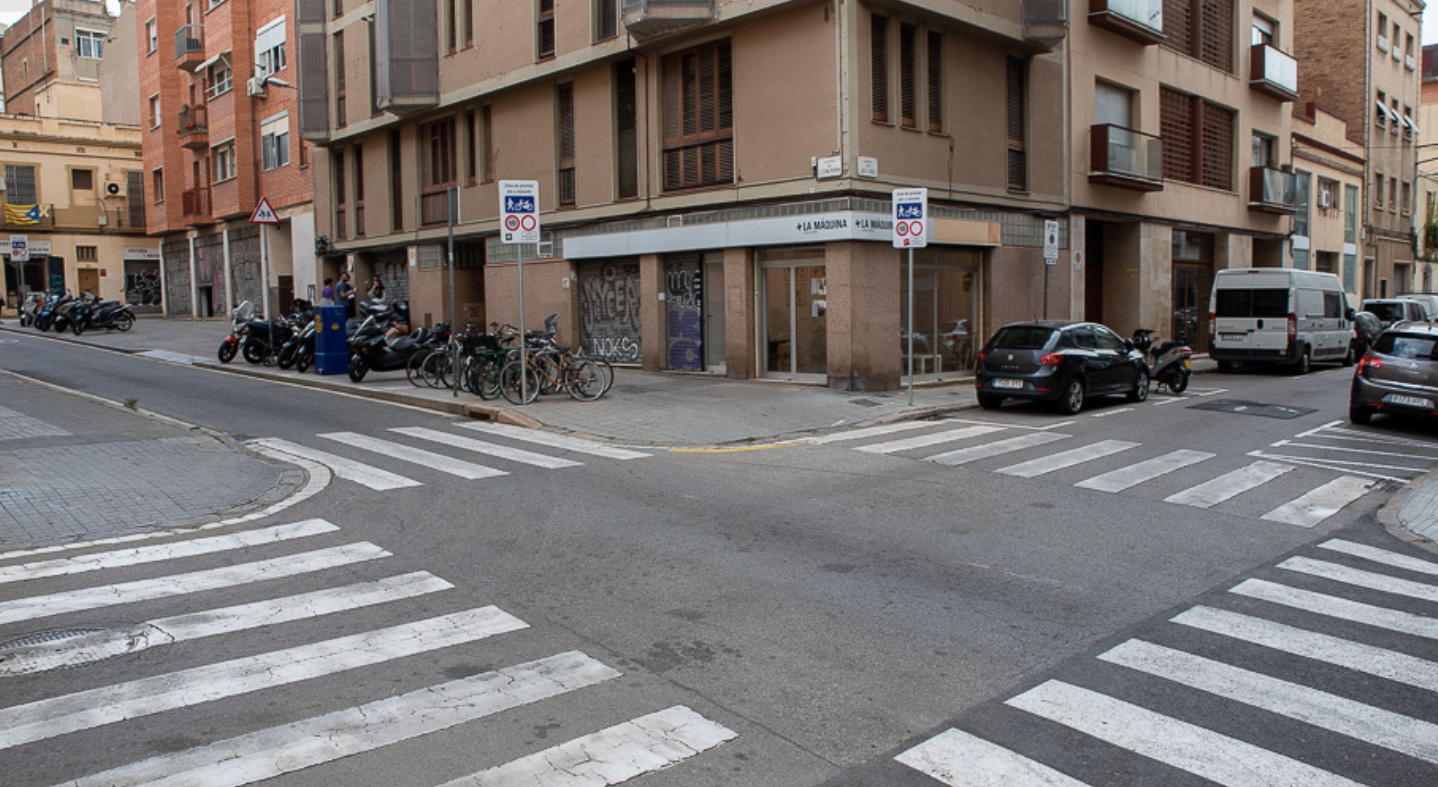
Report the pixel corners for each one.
[246,77,267,98]
[104,181,124,197]
[1318,189,1333,209]
[536,237,555,258]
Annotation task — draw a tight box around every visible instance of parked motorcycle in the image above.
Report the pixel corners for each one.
[49,294,90,334]
[18,293,42,327]
[1132,328,1193,393]
[34,293,74,332]
[71,299,135,334]
[274,301,316,370]
[348,304,450,382]
[217,301,257,364]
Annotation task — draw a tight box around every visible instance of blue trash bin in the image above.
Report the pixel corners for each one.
[314,305,349,376]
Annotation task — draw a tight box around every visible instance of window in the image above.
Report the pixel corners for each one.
[899,23,917,128]
[870,14,888,123]
[126,171,145,228]
[1391,178,1399,213]
[333,0,343,18]
[662,40,734,190]
[205,55,233,101]
[261,115,291,170]
[538,0,556,60]
[1251,132,1275,167]
[1160,87,1234,190]
[334,147,346,238]
[464,108,478,184]
[75,29,104,59]
[353,142,365,236]
[3,164,36,204]
[464,0,474,48]
[1402,180,1411,216]
[300,140,309,168]
[1007,56,1026,191]
[926,30,943,133]
[149,94,160,128]
[213,141,235,182]
[152,168,164,203]
[447,0,458,53]
[1095,80,1134,127]
[389,129,403,231]
[1251,14,1274,46]
[1407,32,1416,58]
[1377,12,1389,50]
[1294,170,1310,238]
[596,0,618,41]
[1393,99,1402,137]
[334,31,346,128]
[256,18,287,78]
[1162,0,1235,73]
[1376,90,1388,129]
[557,83,576,206]
[71,169,94,192]
[420,117,456,224]
[1404,104,1414,140]
[481,104,494,183]
[146,18,157,54]
[76,246,97,262]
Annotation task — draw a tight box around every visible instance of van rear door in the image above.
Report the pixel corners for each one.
[1213,287,1290,352]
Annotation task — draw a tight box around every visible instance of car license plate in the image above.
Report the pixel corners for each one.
[1384,394,1434,409]
[1219,332,1246,341]
[994,379,1023,389]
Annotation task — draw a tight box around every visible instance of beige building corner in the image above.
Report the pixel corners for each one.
[1291,104,1367,304]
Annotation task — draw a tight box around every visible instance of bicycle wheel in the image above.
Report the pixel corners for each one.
[565,359,606,401]
[406,349,432,387]
[475,356,504,400]
[499,361,540,405]
[534,354,561,395]
[422,351,451,388]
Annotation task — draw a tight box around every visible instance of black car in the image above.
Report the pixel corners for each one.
[975,321,1150,414]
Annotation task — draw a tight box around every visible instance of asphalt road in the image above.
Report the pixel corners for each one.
[3,336,1436,787]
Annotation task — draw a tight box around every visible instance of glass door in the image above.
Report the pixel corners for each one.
[703,256,726,372]
[761,252,827,378]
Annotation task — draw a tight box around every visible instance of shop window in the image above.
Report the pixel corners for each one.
[870,14,888,123]
[662,40,733,191]
[900,250,981,376]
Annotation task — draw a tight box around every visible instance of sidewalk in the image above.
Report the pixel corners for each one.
[3,316,989,445]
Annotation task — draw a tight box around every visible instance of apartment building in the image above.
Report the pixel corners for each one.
[304,0,1076,390]
[1417,44,1438,277]
[138,0,315,319]
[0,115,158,311]
[1066,0,1298,355]
[0,0,116,121]
[1295,0,1423,299]
[1291,104,1367,297]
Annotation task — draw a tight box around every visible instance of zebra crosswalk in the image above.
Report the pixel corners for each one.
[0,516,735,787]
[250,420,651,491]
[894,538,1438,787]
[808,419,1381,528]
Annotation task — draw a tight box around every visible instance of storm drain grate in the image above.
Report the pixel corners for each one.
[0,627,155,676]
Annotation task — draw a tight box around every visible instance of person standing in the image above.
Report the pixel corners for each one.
[336,272,356,318]
[320,277,335,305]
[367,276,385,302]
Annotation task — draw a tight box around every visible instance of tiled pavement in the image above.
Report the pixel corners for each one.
[0,372,300,549]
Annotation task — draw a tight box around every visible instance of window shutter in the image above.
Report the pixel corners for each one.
[1162,0,1192,56]
[558,83,576,206]
[870,14,888,122]
[538,0,556,59]
[1197,0,1233,72]
[1199,101,1233,190]
[334,149,346,206]
[1160,87,1193,183]
[927,30,942,133]
[662,41,733,191]
[899,23,916,128]
[1006,56,1026,191]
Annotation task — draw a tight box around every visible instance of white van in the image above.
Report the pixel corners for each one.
[1209,268,1355,374]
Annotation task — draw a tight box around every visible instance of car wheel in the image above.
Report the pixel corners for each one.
[1056,377,1085,415]
[1127,369,1150,402]
[1349,404,1372,425]
[977,392,1003,410]
[1216,360,1235,373]
[1341,343,1355,367]
[1291,348,1311,376]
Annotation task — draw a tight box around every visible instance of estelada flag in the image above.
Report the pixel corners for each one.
[3,204,40,225]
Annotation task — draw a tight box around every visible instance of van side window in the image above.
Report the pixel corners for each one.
[1323,292,1342,319]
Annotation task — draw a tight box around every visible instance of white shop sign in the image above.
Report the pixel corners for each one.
[125,246,162,261]
[563,211,900,259]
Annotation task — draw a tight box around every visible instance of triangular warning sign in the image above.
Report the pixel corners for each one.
[249,197,281,225]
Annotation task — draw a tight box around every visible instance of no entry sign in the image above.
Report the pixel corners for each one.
[892,188,928,249]
[499,180,540,245]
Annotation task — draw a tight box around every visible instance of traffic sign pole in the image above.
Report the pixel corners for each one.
[500,181,541,405]
[892,188,928,406]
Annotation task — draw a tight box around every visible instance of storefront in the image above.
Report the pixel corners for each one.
[899,248,982,378]
[760,247,827,379]
[3,239,55,307]
[123,247,163,313]
[664,252,725,373]
[577,259,642,363]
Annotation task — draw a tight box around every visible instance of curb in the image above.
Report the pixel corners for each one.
[1376,467,1438,557]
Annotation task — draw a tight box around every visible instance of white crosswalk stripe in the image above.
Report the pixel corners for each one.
[1076,449,1214,492]
[926,432,1070,466]
[856,425,1007,455]
[319,432,509,480]
[452,706,736,787]
[997,440,1139,478]
[252,437,421,490]
[896,728,1093,787]
[1262,476,1375,527]
[459,421,652,459]
[1278,555,1438,602]
[0,519,339,585]
[1230,577,1438,639]
[1317,538,1438,576]
[391,426,584,468]
[56,652,622,787]
[807,420,941,445]
[1164,460,1296,508]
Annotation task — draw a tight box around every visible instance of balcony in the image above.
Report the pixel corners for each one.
[621,0,714,42]
[177,106,208,150]
[1088,0,1164,45]
[1023,0,1069,48]
[1089,125,1164,191]
[182,187,212,225]
[1248,166,1297,214]
[374,0,439,115]
[1249,44,1298,102]
[175,25,205,71]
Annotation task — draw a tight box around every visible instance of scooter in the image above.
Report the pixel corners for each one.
[348,307,450,383]
[217,301,257,363]
[1132,329,1193,393]
[273,300,315,369]
[18,293,42,327]
[34,293,75,332]
[71,299,135,334]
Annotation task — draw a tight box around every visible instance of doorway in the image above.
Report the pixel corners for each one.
[78,268,100,296]
[703,256,726,373]
[1171,230,1214,353]
[760,248,827,378]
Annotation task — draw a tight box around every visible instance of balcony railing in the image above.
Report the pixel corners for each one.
[1088,0,1164,45]
[177,106,208,149]
[181,187,212,224]
[1089,124,1164,191]
[1023,0,1069,48]
[1248,166,1297,214]
[1249,44,1298,102]
[175,25,205,71]
[621,0,715,42]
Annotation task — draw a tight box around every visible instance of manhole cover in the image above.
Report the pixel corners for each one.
[1186,399,1317,420]
[850,399,882,408]
[0,626,162,676]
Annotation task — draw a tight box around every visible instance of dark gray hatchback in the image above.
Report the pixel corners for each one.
[975,321,1150,414]
[1350,323,1438,424]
